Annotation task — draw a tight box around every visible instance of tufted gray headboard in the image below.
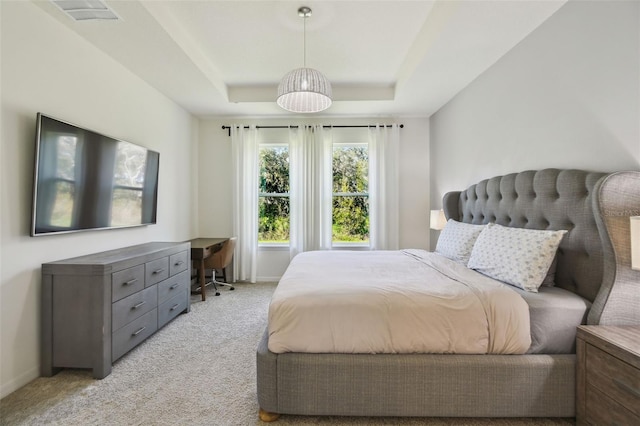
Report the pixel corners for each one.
[442,169,607,304]
[443,168,640,326]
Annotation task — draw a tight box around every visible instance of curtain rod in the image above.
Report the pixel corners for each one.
[221,124,403,137]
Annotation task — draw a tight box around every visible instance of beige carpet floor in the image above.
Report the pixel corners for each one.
[1,282,574,426]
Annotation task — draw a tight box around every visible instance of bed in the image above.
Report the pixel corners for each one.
[256,168,640,421]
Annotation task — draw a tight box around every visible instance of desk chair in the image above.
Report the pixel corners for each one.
[203,237,237,294]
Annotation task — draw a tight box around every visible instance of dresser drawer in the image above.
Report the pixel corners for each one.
[112,286,157,332]
[111,265,145,302]
[112,309,158,361]
[158,270,189,305]
[586,344,640,416]
[145,257,169,286]
[158,292,188,328]
[169,251,189,276]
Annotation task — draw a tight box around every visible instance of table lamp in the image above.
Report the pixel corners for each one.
[430,210,447,231]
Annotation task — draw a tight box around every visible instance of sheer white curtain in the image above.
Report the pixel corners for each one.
[231,125,258,283]
[369,124,400,250]
[289,125,333,259]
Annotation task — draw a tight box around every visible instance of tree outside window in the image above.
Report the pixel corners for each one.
[332,144,369,244]
[258,145,290,243]
[258,140,369,246]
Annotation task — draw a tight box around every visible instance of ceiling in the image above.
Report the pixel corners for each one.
[34,0,567,118]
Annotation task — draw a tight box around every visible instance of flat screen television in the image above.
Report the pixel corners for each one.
[31,113,159,236]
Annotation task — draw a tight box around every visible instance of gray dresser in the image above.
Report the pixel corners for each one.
[41,242,191,379]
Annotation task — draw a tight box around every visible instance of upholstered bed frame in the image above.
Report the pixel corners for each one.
[256,169,640,420]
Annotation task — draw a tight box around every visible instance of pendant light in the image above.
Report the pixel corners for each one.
[277,6,332,113]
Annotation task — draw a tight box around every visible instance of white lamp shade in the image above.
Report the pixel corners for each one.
[430,210,447,230]
[631,216,640,271]
[277,68,332,113]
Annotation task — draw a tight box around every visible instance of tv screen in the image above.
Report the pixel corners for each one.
[31,114,159,236]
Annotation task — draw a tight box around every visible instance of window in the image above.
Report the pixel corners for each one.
[332,143,369,245]
[257,134,370,247]
[258,144,290,244]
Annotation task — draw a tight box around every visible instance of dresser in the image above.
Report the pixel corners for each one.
[576,326,640,425]
[41,242,191,379]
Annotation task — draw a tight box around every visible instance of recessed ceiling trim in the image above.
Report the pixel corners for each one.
[139,1,228,100]
[229,84,395,103]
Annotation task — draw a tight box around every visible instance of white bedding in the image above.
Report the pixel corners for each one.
[268,250,531,354]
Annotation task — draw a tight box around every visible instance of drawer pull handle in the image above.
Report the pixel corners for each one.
[123,279,138,286]
[132,301,146,310]
[170,303,180,311]
[152,268,165,275]
[175,261,184,266]
[170,283,179,290]
[132,327,146,336]
[614,378,640,398]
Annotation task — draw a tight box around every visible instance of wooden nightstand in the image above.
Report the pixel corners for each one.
[576,326,640,425]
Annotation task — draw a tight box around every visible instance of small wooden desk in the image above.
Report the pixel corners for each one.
[188,237,229,301]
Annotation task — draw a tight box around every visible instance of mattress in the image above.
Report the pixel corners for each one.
[268,249,531,355]
[517,286,590,354]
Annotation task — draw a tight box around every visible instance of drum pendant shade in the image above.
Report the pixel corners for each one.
[277,68,332,113]
[277,6,332,113]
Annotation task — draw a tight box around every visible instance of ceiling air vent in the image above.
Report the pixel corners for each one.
[51,0,120,21]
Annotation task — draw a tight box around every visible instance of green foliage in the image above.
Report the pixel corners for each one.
[332,146,369,243]
[258,197,289,242]
[259,147,290,242]
[258,144,370,244]
[259,147,289,194]
[332,146,368,193]
[332,196,369,242]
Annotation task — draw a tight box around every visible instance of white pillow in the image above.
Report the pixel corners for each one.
[467,223,567,292]
[435,219,486,264]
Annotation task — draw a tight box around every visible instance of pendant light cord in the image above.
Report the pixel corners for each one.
[303,13,307,68]
[298,6,311,68]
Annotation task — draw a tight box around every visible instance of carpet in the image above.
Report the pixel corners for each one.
[0,282,574,426]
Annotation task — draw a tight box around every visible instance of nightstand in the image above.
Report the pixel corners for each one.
[576,326,640,425]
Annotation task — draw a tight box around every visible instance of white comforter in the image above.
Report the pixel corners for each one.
[268,250,531,354]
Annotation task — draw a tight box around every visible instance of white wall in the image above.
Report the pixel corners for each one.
[0,2,197,398]
[198,117,430,281]
[430,0,640,214]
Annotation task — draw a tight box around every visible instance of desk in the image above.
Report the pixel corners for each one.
[188,238,229,301]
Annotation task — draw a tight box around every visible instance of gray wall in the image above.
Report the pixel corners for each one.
[0,2,198,398]
[430,0,640,215]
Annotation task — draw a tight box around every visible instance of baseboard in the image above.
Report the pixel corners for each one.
[1,365,39,399]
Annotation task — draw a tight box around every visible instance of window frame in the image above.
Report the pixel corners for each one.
[258,141,290,248]
[255,131,372,249]
[331,141,370,248]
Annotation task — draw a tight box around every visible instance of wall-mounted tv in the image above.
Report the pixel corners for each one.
[31,113,159,236]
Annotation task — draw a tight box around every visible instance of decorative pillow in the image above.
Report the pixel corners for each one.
[540,255,558,287]
[467,223,567,292]
[435,220,486,264]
